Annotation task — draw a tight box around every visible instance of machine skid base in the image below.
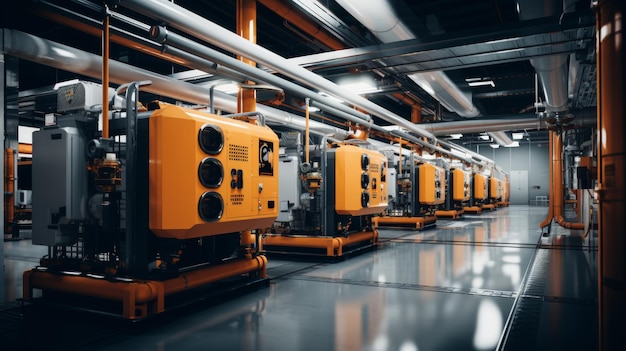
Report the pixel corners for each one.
[463,206,483,214]
[22,255,268,320]
[373,215,437,230]
[482,204,496,210]
[435,209,464,219]
[261,230,378,257]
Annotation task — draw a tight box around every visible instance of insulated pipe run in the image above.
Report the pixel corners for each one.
[2,29,349,140]
[117,0,437,141]
[422,109,595,136]
[150,26,373,124]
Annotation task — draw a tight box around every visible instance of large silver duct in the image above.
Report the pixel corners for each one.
[335,0,480,118]
[116,0,438,141]
[516,0,571,115]
[1,28,349,139]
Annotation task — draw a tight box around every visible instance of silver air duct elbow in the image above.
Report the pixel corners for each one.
[336,0,480,118]
[516,0,571,117]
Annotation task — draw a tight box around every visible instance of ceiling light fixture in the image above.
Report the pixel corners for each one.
[504,141,520,147]
[512,132,525,140]
[466,77,495,88]
[479,134,491,141]
[489,144,500,149]
[449,133,463,139]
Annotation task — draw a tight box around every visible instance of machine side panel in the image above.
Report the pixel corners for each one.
[32,127,87,245]
[452,168,470,202]
[149,105,279,239]
[473,174,488,200]
[334,145,388,216]
[417,163,445,205]
[276,155,301,222]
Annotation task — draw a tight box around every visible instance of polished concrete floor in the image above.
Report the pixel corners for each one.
[2,205,598,350]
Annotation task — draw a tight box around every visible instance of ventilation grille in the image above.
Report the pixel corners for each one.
[229,144,249,162]
[370,163,379,173]
[231,194,244,205]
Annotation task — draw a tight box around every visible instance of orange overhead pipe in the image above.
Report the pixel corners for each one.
[258,0,345,51]
[102,5,110,139]
[392,92,422,123]
[237,0,257,115]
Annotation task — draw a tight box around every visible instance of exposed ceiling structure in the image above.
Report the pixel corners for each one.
[3,0,596,149]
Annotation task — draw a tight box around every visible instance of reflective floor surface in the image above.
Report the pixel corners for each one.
[2,206,598,350]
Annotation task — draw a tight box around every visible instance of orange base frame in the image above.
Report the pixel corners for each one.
[23,255,267,320]
[261,230,378,257]
[373,215,437,230]
[463,205,483,214]
[496,201,510,207]
[482,204,496,210]
[435,209,464,219]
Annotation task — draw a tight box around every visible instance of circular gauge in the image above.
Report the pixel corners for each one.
[198,124,224,154]
[198,158,224,188]
[198,192,223,222]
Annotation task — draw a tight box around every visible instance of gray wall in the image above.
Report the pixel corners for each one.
[475,142,550,205]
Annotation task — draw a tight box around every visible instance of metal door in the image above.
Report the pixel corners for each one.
[510,170,529,205]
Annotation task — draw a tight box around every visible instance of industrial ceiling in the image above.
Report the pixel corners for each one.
[3,0,597,148]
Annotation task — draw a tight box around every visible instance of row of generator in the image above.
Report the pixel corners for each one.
[22,81,508,319]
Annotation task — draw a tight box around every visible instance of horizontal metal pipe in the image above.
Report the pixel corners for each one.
[152,26,373,124]
[2,28,349,139]
[422,109,596,135]
[117,0,437,141]
[390,130,475,165]
[436,138,494,166]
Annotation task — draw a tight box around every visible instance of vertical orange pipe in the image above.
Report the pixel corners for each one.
[237,0,257,115]
[553,132,584,229]
[553,132,564,217]
[597,0,625,349]
[410,104,422,124]
[4,148,15,232]
[102,6,110,139]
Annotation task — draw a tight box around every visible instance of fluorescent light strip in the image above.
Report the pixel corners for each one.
[467,80,495,87]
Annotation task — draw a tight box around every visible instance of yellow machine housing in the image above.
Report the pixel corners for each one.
[452,168,471,202]
[473,173,488,200]
[149,105,279,239]
[489,177,504,201]
[334,145,388,216]
[418,163,445,205]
